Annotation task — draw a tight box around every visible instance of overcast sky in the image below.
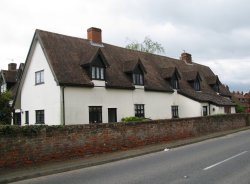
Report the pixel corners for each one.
[0,0,249,92]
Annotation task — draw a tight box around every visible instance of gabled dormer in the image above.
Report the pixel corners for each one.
[123,58,146,86]
[206,75,221,93]
[184,71,202,91]
[161,67,181,90]
[193,75,201,91]
[81,49,109,81]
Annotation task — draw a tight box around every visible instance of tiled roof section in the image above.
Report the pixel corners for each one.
[36,29,234,105]
[206,75,219,85]
[178,89,234,106]
[2,70,17,83]
[123,59,139,73]
[182,71,199,81]
[160,67,175,79]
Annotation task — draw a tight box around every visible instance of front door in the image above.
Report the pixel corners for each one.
[108,108,117,123]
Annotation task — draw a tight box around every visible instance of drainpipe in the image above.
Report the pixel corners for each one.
[62,86,65,126]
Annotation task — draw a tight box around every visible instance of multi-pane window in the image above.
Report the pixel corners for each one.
[194,79,200,91]
[25,111,29,125]
[91,66,104,80]
[108,108,117,123]
[224,107,231,114]
[171,106,179,118]
[36,110,44,124]
[203,106,208,116]
[213,84,219,93]
[135,104,145,118]
[89,106,102,123]
[133,73,144,85]
[35,70,44,85]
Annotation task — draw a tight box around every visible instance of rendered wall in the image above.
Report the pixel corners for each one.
[20,41,61,125]
[64,86,174,124]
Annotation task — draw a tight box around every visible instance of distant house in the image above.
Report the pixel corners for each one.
[231,91,250,113]
[0,63,24,124]
[14,27,235,125]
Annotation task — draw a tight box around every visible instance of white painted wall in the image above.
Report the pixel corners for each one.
[231,106,236,113]
[173,91,204,118]
[20,41,61,125]
[64,86,175,124]
[210,104,224,115]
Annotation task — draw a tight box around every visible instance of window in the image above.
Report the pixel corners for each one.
[35,70,44,85]
[133,73,144,85]
[36,110,44,124]
[203,106,208,116]
[135,104,144,118]
[89,106,102,123]
[91,66,105,80]
[194,79,200,91]
[213,84,219,93]
[1,83,6,93]
[25,111,29,125]
[172,79,179,89]
[108,108,117,123]
[172,106,179,118]
[224,107,231,114]
[14,112,21,125]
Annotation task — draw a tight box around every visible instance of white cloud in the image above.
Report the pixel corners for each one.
[0,0,249,91]
[201,58,250,92]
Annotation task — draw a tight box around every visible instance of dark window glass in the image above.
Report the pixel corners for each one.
[91,66,105,80]
[35,70,44,85]
[25,111,29,124]
[224,107,231,114]
[203,106,208,116]
[171,73,179,89]
[133,73,144,85]
[36,110,44,124]
[135,104,145,117]
[14,112,21,125]
[89,106,102,123]
[213,84,219,92]
[108,108,117,123]
[194,79,200,91]
[172,106,179,118]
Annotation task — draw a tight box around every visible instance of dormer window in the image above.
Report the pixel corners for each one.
[213,84,219,93]
[194,78,200,91]
[171,72,179,89]
[133,66,144,85]
[123,58,146,86]
[91,66,104,80]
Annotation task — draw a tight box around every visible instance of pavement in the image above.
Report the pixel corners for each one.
[1,126,250,184]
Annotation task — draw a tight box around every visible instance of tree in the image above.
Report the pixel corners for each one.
[0,91,12,125]
[125,36,165,54]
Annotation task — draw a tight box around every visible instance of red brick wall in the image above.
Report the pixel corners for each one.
[0,114,249,168]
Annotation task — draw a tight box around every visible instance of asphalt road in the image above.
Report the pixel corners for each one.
[13,129,250,184]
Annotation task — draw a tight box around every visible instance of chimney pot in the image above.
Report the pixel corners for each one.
[8,63,17,71]
[180,52,192,64]
[87,27,102,44]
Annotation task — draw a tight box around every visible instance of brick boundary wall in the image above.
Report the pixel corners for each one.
[0,114,249,168]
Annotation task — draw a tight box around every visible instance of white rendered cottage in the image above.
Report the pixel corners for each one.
[14,27,235,125]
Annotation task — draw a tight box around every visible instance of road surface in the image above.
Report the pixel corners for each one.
[13,129,250,184]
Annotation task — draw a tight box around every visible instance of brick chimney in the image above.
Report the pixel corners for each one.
[8,63,17,71]
[180,52,192,64]
[87,27,102,44]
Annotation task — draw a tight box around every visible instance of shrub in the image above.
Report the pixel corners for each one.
[121,116,146,122]
[236,104,246,113]
[0,91,13,125]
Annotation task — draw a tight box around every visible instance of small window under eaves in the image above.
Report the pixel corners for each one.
[133,65,144,86]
